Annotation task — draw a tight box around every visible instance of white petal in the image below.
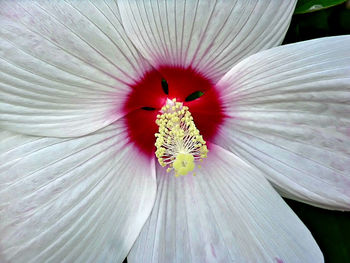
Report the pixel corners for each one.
[128,144,322,263]
[0,0,151,137]
[0,121,156,263]
[216,36,350,210]
[118,0,296,81]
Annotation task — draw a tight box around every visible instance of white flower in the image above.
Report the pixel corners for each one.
[0,1,349,262]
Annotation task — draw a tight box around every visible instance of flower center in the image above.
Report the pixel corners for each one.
[155,99,208,176]
[123,66,225,164]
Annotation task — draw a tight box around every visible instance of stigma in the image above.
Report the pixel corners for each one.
[155,99,208,177]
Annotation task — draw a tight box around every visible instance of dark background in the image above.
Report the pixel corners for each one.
[124,1,350,262]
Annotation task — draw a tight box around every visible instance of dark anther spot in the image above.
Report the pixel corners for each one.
[161,78,169,94]
[141,107,156,111]
[185,91,204,102]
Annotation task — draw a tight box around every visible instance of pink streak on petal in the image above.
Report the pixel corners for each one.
[210,243,217,258]
[275,257,284,263]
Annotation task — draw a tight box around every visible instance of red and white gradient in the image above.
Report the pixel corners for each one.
[123,65,225,157]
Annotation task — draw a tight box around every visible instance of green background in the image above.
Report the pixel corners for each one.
[124,1,350,262]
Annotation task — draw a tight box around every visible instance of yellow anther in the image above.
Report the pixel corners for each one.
[155,99,208,177]
[173,153,195,176]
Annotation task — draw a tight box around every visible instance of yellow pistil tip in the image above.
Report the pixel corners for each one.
[155,99,208,177]
[173,153,195,176]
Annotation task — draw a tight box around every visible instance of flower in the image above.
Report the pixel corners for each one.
[0,0,349,262]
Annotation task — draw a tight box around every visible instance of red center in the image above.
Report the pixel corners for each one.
[123,66,225,158]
